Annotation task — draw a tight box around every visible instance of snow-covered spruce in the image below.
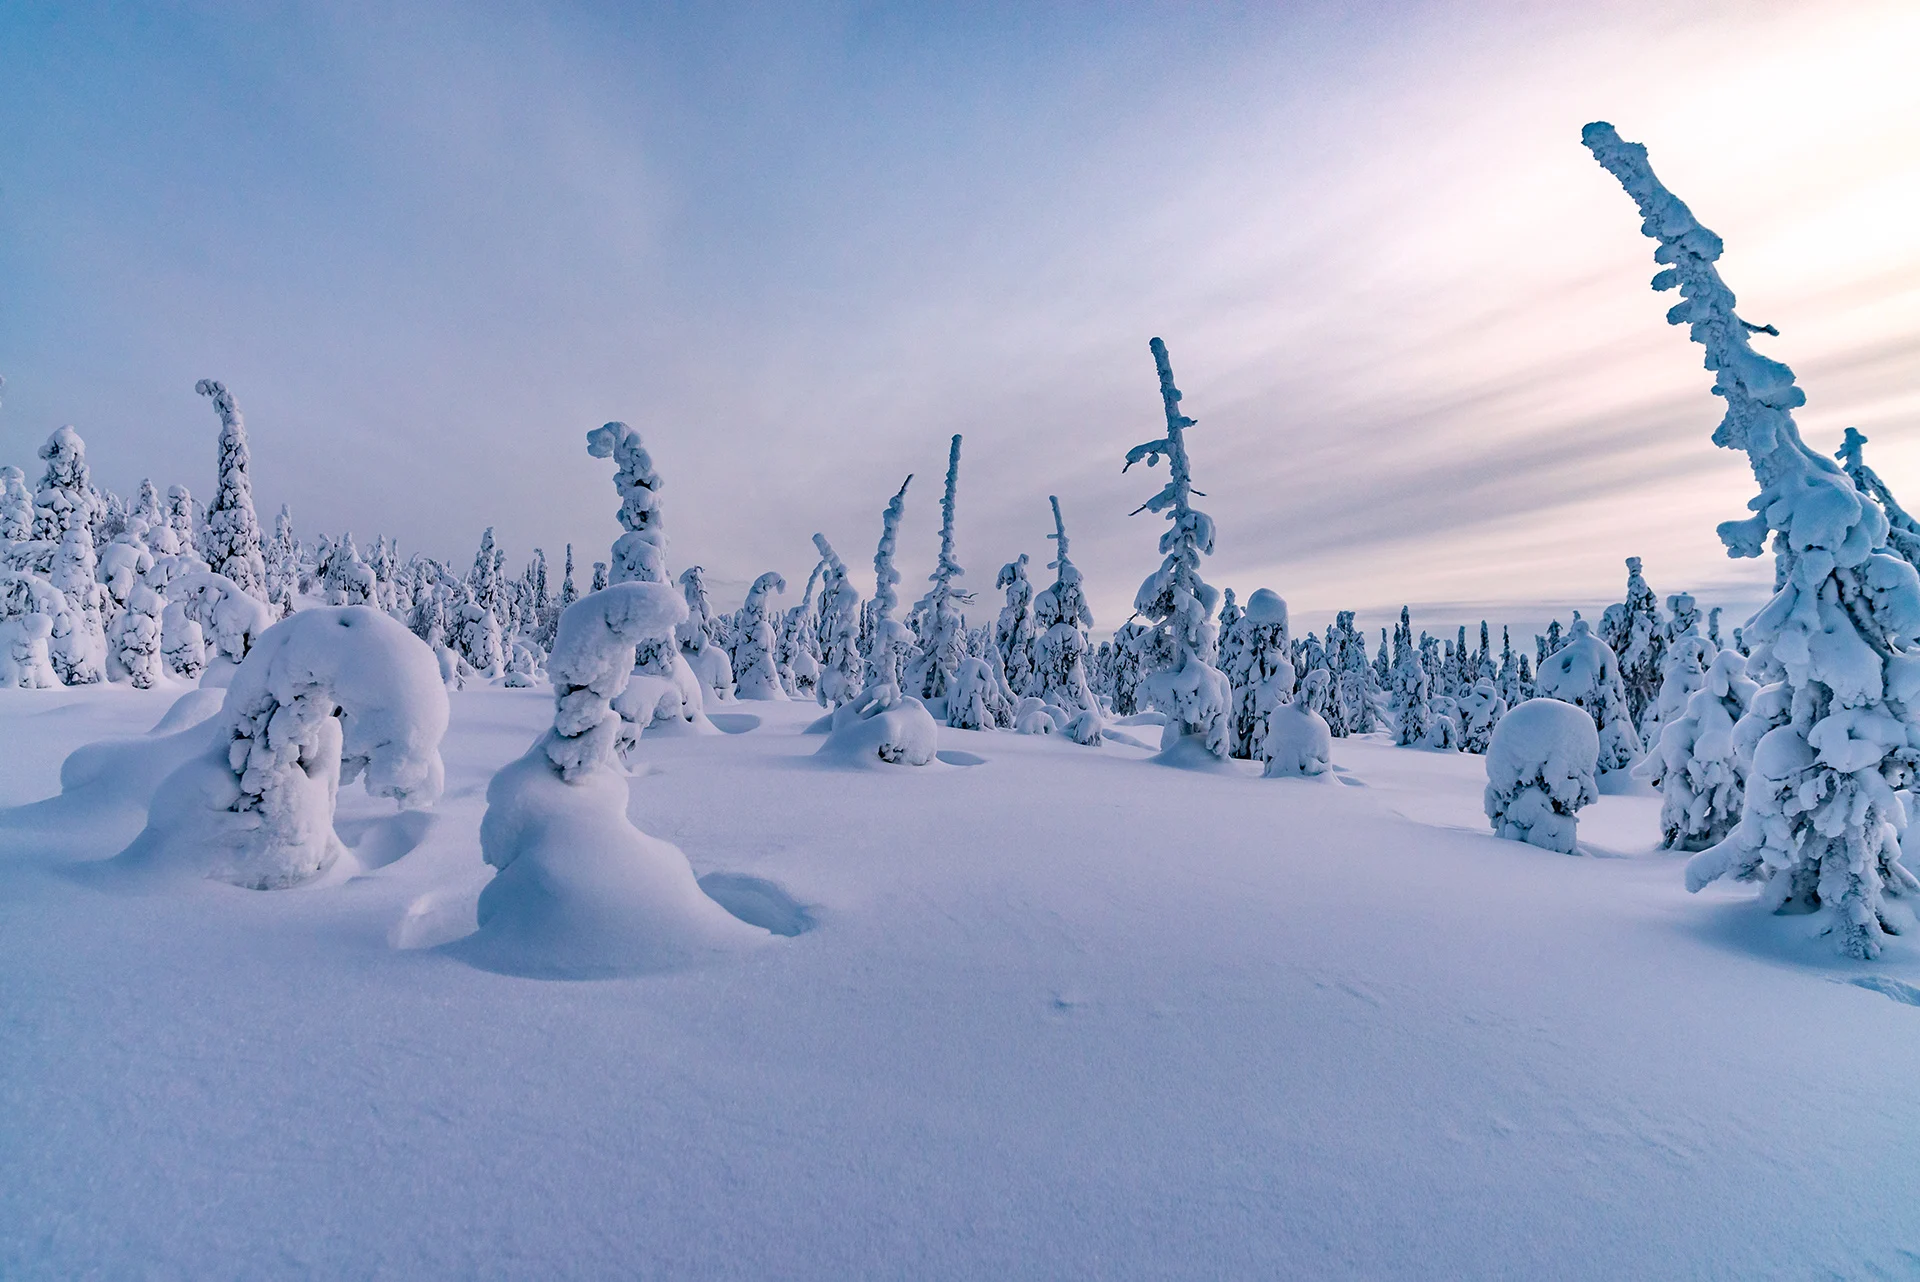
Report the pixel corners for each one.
[1224,588,1292,759]
[32,425,98,545]
[458,583,766,978]
[811,534,862,709]
[946,655,1012,730]
[1390,608,1430,746]
[677,565,735,701]
[1329,611,1377,737]
[1484,698,1600,855]
[48,527,107,685]
[1637,649,1757,852]
[1600,556,1665,744]
[1459,679,1509,755]
[1127,338,1230,764]
[107,582,166,689]
[819,476,938,767]
[1532,618,1639,782]
[994,553,1038,700]
[0,464,31,543]
[732,571,788,701]
[169,568,274,678]
[907,435,972,708]
[586,421,709,737]
[1836,427,1920,571]
[1029,496,1101,743]
[1262,668,1332,778]
[1587,122,1920,956]
[109,608,449,889]
[1421,695,1463,751]
[193,380,269,603]
[777,561,823,699]
[325,531,375,607]
[0,571,63,688]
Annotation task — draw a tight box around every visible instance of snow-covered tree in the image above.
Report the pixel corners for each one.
[0,571,64,688]
[1029,496,1100,742]
[1459,679,1508,755]
[1600,556,1666,741]
[811,534,862,709]
[113,607,448,888]
[1588,121,1920,954]
[676,565,734,701]
[946,655,1013,730]
[193,380,268,602]
[1496,628,1525,708]
[863,476,913,694]
[452,583,503,678]
[591,561,608,593]
[1836,426,1920,569]
[0,465,31,544]
[1390,608,1430,746]
[164,485,195,558]
[1224,588,1291,759]
[778,561,823,699]
[264,505,299,617]
[1126,338,1229,760]
[732,571,787,701]
[907,435,972,705]
[994,553,1038,698]
[1485,697,1600,855]
[1329,611,1376,736]
[1532,618,1638,780]
[559,544,579,612]
[107,582,165,689]
[32,425,97,545]
[1263,668,1330,778]
[48,526,107,684]
[587,421,666,586]
[1638,649,1757,852]
[325,532,375,606]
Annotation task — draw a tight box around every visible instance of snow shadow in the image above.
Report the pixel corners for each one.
[936,750,986,767]
[336,810,437,870]
[707,712,762,735]
[697,872,817,937]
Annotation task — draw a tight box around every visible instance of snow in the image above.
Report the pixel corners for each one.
[1484,697,1600,855]
[11,683,1920,1277]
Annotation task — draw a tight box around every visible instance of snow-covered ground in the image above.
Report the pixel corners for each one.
[5,686,1920,1279]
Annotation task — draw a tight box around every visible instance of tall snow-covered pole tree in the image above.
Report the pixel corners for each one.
[194,380,269,602]
[1031,495,1101,741]
[1586,122,1920,957]
[1126,337,1230,759]
[812,534,862,708]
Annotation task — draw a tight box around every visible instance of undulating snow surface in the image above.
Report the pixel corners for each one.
[6,685,1920,1279]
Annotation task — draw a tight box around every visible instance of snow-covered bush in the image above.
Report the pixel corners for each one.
[110,608,449,888]
[1532,618,1639,782]
[1587,121,1920,955]
[170,568,274,677]
[1127,338,1230,763]
[732,571,788,700]
[1262,668,1332,778]
[1637,649,1756,852]
[1484,698,1600,855]
[194,380,269,602]
[463,583,766,977]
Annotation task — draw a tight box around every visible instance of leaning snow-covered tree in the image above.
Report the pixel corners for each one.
[731,571,787,701]
[811,534,862,709]
[1588,121,1920,955]
[1125,338,1230,761]
[194,380,268,602]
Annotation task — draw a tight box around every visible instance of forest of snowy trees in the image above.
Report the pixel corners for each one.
[4,125,1919,962]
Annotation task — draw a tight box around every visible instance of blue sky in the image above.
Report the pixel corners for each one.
[3,1,1916,632]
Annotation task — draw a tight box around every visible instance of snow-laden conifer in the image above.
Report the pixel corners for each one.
[1263,668,1330,778]
[732,571,788,701]
[908,436,973,706]
[1030,496,1101,742]
[0,465,31,544]
[675,565,734,701]
[1485,698,1600,854]
[48,527,107,684]
[264,505,300,617]
[1601,556,1666,741]
[108,582,166,689]
[325,532,376,606]
[0,572,64,688]
[587,421,666,586]
[1459,679,1508,755]
[193,380,268,602]
[1390,608,1430,746]
[994,553,1038,698]
[1330,611,1376,736]
[778,561,823,699]
[1835,427,1920,569]
[1224,589,1291,759]
[1588,121,1920,954]
[1126,338,1230,760]
[811,535,862,708]
[1532,618,1639,780]
[33,425,97,545]
[1639,649,1756,851]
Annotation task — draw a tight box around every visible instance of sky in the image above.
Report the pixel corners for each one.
[3,0,1917,637]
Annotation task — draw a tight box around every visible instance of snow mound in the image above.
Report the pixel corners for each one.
[1484,698,1599,855]
[817,687,939,767]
